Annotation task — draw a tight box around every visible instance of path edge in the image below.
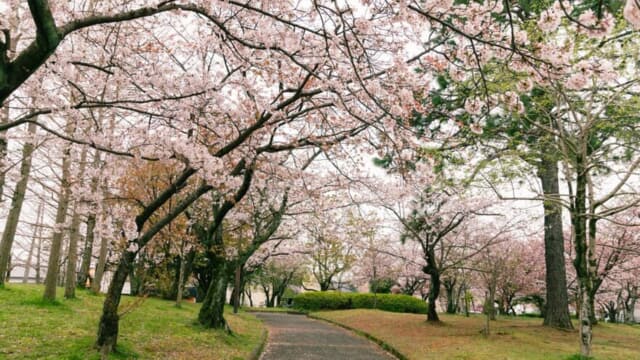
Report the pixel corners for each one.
[307,313,409,360]
[243,308,308,315]
[248,326,268,360]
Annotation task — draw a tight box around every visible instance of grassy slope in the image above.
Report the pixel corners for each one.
[313,309,640,360]
[0,284,264,360]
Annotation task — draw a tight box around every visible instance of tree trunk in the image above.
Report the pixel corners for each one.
[35,235,42,284]
[319,279,331,291]
[95,250,136,354]
[198,221,230,329]
[485,283,497,321]
[587,216,599,325]
[91,224,109,294]
[198,259,229,329]
[23,202,44,283]
[43,121,74,301]
[245,288,254,307]
[0,94,11,202]
[625,293,637,324]
[538,158,573,329]
[78,214,96,288]
[233,264,241,313]
[64,145,87,297]
[425,267,441,322]
[573,156,593,358]
[64,202,82,298]
[5,255,11,280]
[0,122,37,286]
[22,236,36,283]
[444,278,457,314]
[175,243,186,308]
[588,291,598,325]
[463,287,471,317]
[578,288,592,357]
[78,147,101,289]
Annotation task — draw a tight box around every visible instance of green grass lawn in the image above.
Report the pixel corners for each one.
[0,284,265,359]
[312,309,640,360]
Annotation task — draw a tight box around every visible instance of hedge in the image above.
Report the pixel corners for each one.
[293,291,427,314]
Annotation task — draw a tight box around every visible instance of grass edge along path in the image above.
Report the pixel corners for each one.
[242,306,308,315]
[307,313,407,360]
[311,309,640,360]
[248,327,268,360]
[0,284,265,359]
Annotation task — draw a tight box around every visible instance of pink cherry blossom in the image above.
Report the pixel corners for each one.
[624,0,640,29]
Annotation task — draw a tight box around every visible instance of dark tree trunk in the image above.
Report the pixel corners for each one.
[425,266,441,322]
[587,217,599,325]
[572,157,593,357]
[77,214,96,289]
[78,153,100,289]
[319,279,332,291]
[538,157,573,329]
[175,247,187,308]
[198,259,229,330]
[198,222,230,330]
[129,262,143,297]
[90,225,109,294]
[95,250,136,354]
[263,286,272,307]
[233,265,242,313]
[603,301,617,323]
[64,203,82,299]
[444,278,457,314]
[588,290,598,325]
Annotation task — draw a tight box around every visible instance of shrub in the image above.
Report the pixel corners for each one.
[368,278,395,293]
[292,291,352,311]
[293,291,426,314]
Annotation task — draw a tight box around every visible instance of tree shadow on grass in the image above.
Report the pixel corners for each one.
[20,296,70,309]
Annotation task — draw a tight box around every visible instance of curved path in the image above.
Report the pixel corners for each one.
[254,312,394,360]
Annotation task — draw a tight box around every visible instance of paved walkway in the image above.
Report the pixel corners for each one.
[254,312,394,360]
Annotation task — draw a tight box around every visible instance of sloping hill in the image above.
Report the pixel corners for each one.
[0,284,264,359]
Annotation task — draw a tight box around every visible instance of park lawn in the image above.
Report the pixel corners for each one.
[313,309,640,360]
[0,284,264,360]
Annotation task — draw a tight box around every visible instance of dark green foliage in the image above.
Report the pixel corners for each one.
[292,291,352,311]
[293,291,427,314]
[368,278,395,294]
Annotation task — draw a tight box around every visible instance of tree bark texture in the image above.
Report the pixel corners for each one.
[23,202,44,283]
[198,259,229,329]
[572,156,593,357]
[78,214,96,288]
[538,157,573,329]
[95,250,136,353]
[0,122,36,286]
[198,223,230,329]
[43,127,73,301]
[64,146,87,298]
[425,265,441,322]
